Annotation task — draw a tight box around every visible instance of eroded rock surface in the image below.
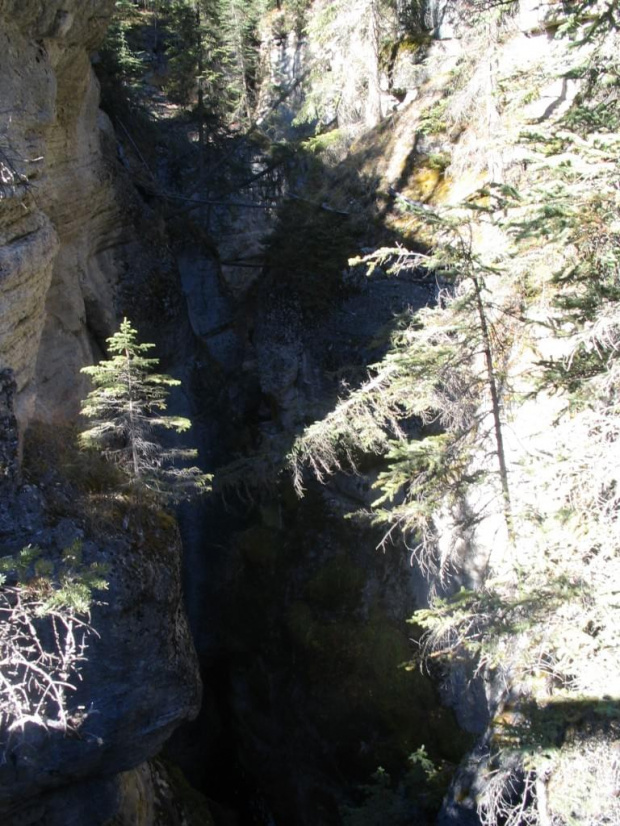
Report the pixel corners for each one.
[0,368,201,825]
[0,0,130,429]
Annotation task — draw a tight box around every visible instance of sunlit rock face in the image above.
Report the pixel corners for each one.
[0,0,124,430]
[518,0,566,33]
[256,24,307,139]
[424,0,459,39]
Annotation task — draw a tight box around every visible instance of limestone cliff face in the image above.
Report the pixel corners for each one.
[0,0,125,430]
[0,5,204,824]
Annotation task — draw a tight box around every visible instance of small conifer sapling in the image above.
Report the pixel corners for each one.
[79,318,210,501]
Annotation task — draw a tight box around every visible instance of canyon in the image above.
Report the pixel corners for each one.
[1,1,619,825]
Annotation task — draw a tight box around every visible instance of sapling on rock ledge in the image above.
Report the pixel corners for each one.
[80,318,211,502]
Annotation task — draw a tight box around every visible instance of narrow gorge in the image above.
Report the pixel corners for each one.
[1,1,619,825]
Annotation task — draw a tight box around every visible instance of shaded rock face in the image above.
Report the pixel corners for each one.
[108,759,215,826]
[0,379,201,825]
[0,369,20,487]
[0,0,128,429]
[218,491,472,825]
[171,228,476,821]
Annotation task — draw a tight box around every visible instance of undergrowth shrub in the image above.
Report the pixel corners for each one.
[0,543,107,752]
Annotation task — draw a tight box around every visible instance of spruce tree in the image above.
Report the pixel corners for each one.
[289,205,517,578]
[163,0,226,112]
[80,319,210,501]
[218,0,264,125]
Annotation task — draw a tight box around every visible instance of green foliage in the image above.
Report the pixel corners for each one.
[0,542,109,616]
[408,744,440,781]
[292,0,400,131]
[162,1,206,105]
[80,318,211,501]
[406,114,620,822]
[290,207,517,576]
[97,1,164,156]
[301,128,345,155]
[418,99,449,135]
[161,0,229,118]
[286,6,620,825]
[426,152,451,172]
[100,1,144,87]
[218,0,266,123]
[283,0,312,35]
[94,2,620,821]
[411,574,587,676]
[99,0,266,130]
[341,747,454,825]
[514,82,620,398]
[555,0,620,43]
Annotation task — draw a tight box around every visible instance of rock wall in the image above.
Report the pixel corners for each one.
[0,0,128,430]
[0,369,20,487]
[0,372,202,825]
[177,1,610,822]
[0,5,205,824]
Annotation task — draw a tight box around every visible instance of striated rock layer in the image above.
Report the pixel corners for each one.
[0,5,204,824]
[0,0,127,430]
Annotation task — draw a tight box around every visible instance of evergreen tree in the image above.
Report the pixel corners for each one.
[290,202,517,578]
[99,0,144,90]
[80,319,210,501]
[163,0,227,114]
[293,0,396,131]
[165,0,266,124]
[218,0,265,125]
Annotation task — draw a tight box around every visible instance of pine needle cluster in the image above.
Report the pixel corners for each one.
[80,318,211,502]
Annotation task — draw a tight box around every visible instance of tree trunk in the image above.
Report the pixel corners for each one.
[365,0,382,127]
[196,4,205,183]
[125,347,141,480]
[472,275,514,543]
